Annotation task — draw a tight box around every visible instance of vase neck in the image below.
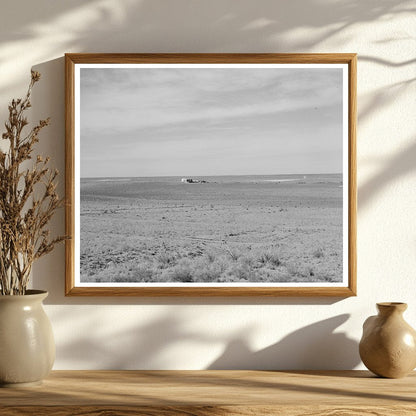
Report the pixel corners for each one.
[377,302,407,317]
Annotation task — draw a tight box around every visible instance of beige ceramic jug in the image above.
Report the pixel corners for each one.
[0,290,55,386]
[359,302,416,378]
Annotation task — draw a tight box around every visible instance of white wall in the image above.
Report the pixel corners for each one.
[1,0,415,370]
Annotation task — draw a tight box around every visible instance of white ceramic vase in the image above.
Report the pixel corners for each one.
[0,290,55,387]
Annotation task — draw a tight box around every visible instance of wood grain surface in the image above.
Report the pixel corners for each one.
[1,370,415,415]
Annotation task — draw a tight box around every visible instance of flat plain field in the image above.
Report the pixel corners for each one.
[80,175,343,284]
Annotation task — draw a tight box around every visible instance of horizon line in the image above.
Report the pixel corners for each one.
[80,172,342,179]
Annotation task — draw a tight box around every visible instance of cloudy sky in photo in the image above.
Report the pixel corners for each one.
[80,66,343,177]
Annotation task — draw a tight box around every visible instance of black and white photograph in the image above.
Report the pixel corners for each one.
[65,54,356,295]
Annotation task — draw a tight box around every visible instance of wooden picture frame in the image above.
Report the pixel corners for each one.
[65,53,356,296]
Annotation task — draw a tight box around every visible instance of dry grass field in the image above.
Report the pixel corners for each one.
[80,175,343,283]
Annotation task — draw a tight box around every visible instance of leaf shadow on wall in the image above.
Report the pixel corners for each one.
[53,308,359,370]
[207,314,360,370]
[0,0,413,96]
[359,138,416,210]
[54,312,215,369]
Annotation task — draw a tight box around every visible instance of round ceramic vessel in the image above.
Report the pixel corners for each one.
[359,302,416,378]
[0,290,55,387]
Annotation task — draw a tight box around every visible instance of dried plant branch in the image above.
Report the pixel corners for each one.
[0,71,66,295]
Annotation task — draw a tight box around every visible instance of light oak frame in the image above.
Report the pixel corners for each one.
[65,53,357,297]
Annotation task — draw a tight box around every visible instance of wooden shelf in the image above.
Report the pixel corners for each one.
[1,370,415,415]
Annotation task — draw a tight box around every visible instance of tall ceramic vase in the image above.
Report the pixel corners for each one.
[359,302,416,378]
[0,290,55,387]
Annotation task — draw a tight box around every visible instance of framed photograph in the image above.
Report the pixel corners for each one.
[65,53,356,296]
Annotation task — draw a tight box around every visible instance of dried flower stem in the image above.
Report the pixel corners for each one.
[0,71,65,295]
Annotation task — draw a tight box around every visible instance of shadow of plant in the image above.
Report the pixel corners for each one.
[52,310,359,371]
[208,314,360,370]
[359,138,416,209]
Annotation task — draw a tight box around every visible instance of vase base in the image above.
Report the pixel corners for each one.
[0,380,42,388]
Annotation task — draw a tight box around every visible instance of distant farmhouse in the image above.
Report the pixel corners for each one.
[181,178,207,184]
